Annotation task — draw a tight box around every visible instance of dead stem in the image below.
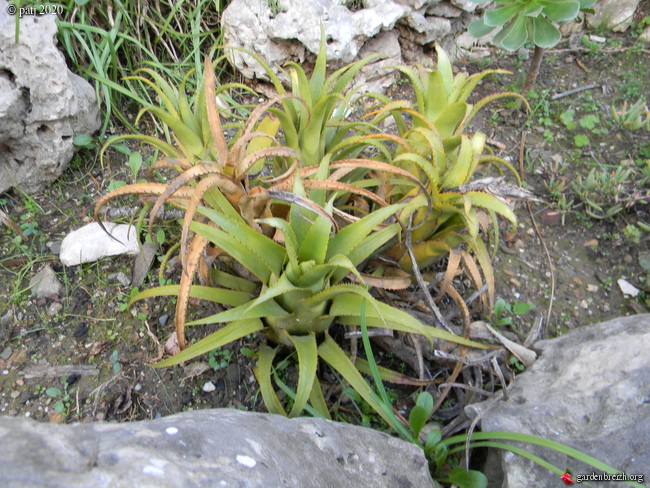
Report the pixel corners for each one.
[519,131,555,334]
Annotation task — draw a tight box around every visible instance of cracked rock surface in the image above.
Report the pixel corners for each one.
[0,0,100,195]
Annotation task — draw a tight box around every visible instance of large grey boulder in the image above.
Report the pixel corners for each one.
[0,0,100,195]
[0,408,436,488]
[467,314,650,487]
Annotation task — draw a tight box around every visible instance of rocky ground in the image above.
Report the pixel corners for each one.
[0,17,649,429]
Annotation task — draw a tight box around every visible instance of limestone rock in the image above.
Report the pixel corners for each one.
[402,11,452,45]
[0,409,436,488]
[586,0,641,32]
[352,30,403,94]
[222,0,405,89]
[0,0,100,195]
[59,222,140,266]
[467,315,650,487]
[29,265,63,300]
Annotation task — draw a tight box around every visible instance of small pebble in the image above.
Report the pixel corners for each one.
[203,381,216,393]
[134,383,142,392]
[11,391,20,399]
[579,300,589,309]
[618,279,640,297]
[0,346,12,361]
[48,302,63,317]
[586,284,599,293]
[159,315,169,327]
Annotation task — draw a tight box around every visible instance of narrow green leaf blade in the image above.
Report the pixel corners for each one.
[288,333,319,417]
[153,318,265,367]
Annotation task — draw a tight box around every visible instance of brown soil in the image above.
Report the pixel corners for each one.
[1,18,648,427]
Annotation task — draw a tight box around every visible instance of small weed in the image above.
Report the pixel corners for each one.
[208,347,233,371]
[623,224,642,244]
[45,377,74,416]
[509,356,525,372]
[111,350,122,374]
[491,298,535,335]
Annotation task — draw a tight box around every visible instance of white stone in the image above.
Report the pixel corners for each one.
[59,222,140,266]
[202,381,216,393]
[617,279,640,297]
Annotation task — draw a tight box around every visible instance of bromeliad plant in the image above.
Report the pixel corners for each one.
[244,26,382,169]
[366,45,526,311]
[96,43,527,422]
[468,0,597,94]
[129,175,488,421]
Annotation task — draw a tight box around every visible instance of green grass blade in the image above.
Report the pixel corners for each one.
[359,299,412,439]
[442,431,641,485]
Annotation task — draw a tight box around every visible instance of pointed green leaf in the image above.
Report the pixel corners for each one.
[190,221,273,283]
[256,345,287,416]
[434,44,454,97]
[288,333,319,417]
[433,101,469,139]
[153,318,265,367]
[128,284,252,309]
[298,215,332,263]
[318,334,402,432]
[327,203,406,260]
[442,135,473,188]
[331,295,489,349]
[467,191,517,224]
[195,206,285,276]
[309,380,331,419]
[186,298,289,326]
[310,24,328,102]
[422,70,448,122]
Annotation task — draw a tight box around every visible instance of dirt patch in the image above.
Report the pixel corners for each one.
[1,20,649,426]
